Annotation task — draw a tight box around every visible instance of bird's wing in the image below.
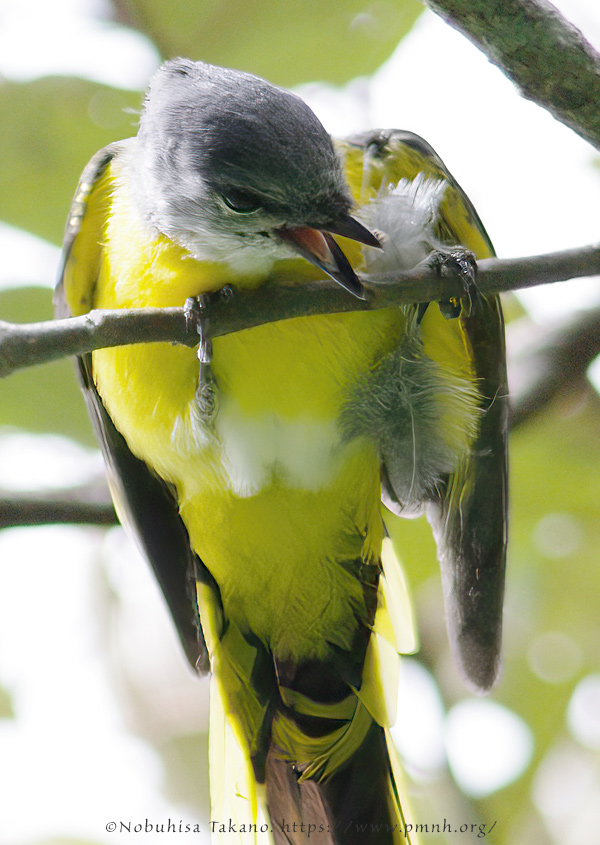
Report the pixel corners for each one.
[55,143,212,673]
[341,130,508,691]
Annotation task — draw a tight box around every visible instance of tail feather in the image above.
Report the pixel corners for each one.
[267,707,417,845]
[209,695,418,845]
[209,677,271,843]
[320,721,407,845]
[202,540,419,844]
[266,750,335,845]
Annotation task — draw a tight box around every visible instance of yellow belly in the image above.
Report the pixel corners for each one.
[91,187,404,661]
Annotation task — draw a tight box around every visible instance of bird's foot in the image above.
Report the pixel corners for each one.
[425,246,478,318]
[185,295,218,424]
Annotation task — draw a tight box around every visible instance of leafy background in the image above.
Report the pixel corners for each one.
[1,1,600,844]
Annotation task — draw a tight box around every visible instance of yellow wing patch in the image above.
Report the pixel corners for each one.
[354,539,418,728]
[60,151,114,317]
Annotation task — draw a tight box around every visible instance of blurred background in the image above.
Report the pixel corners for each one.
[1,0,600,843]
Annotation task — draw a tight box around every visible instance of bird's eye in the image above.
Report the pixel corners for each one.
[221,188,261,214]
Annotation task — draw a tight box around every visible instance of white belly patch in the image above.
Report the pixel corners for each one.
[214,396,342,497]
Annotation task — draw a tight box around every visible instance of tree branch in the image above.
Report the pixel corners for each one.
[4,5,600,530]
[509,304,600,428]
[1,244,599,529]
[4,294,600,531]
[2,244,599,378]
[424,0,600,151]
[0,482,117,529]
[0,496,117,529]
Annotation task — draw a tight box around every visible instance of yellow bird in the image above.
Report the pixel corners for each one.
[56,59,507,844]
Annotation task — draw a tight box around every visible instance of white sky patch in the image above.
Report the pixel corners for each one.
[391,659,446,777]
[0,222,61,290]
[101,527,211,735]
[445,698,534,797]
[586,355,600,395]
[528,631,583,685]
[532,741,600,845]
[567,674,600,749]
[0,525,208,844]
[517,277,600,324]
[532,512,585,559]
[0,430,104,490]
[0,0,159,90]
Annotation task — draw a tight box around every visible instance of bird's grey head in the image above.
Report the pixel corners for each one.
[132,59,379,294]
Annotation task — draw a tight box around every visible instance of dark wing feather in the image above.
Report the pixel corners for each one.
[427,293,508,691]
[347,130,508,691]
[55,145,212,674]
[425,136,508,692]
[77,353,210,673]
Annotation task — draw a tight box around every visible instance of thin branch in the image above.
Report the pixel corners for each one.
[4,5,600,530]
[4,296,600,531]
[2,245,599,378]
[0,497,117,529]
[509,304,600,428]
[0,481,117,529]
[424,0,600,151]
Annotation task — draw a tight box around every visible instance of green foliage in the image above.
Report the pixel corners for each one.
[119,0,422,87]
[0,682,14,719]
[0,287,95,444]
[480,396,600,840]
[159,732,210,816]
[0,79,141,245]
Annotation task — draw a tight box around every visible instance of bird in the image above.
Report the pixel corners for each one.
[56,58,508,844]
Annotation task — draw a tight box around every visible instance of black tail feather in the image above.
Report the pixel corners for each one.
[321,723,398,845]
[266,723,401,845]
[267,750,336,845]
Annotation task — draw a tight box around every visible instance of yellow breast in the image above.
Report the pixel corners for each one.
[92,164,405,495]
[89,168,404,659]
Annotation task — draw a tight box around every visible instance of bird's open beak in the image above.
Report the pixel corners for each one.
[276,212,380,299]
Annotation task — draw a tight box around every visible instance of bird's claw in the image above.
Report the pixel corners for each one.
[427,247,478,318]
[185,295,218,424]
